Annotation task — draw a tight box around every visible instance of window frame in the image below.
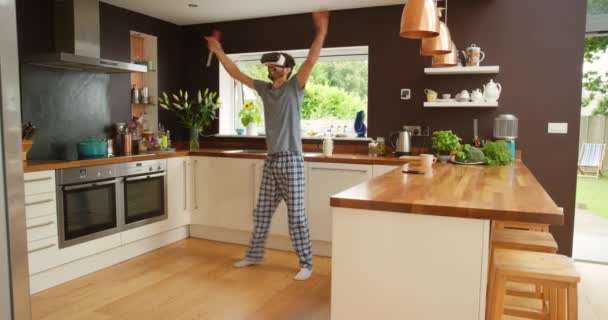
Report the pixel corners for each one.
[218,46,369,137]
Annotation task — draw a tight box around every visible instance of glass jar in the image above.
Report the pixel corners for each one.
[368,141,378,157]
[376,137,386,156]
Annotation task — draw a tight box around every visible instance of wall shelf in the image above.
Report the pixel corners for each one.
[424,102,498,108]
[424,66,500,75]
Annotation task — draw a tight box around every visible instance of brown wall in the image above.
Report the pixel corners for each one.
[181,0,587,255]
[17,1,188,142]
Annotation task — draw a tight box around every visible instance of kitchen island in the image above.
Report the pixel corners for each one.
[329,161,563,320]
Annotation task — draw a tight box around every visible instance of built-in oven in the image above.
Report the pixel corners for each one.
[56,164,123,248]
[121,160,167,230]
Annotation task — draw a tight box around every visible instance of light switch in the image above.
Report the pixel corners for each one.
[548,122,568,134]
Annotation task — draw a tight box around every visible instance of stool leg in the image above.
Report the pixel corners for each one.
[558,288,566,320]
[550,287,558,320]
[568,285,578,320]
[490,273,507,320]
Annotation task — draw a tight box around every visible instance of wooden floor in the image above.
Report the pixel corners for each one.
[31,239,608,320]
[31,239,331,320]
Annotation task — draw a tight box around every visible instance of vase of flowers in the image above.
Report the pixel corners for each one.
[159,89,220,150]
[239,100,261,136]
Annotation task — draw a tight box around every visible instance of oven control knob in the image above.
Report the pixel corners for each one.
[149,167,153,172]
[158,166,161,170]
[97,172,101,177]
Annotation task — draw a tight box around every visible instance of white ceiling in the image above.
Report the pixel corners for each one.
[101,0,405,26]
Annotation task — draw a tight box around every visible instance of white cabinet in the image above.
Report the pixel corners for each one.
[252,160,290,237]
[307,162,372,241]
[372,164,400,177]
[195,157,259,231]
[167,157,193,229]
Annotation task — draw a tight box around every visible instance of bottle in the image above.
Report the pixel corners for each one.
[323,135,334,157]
[131,85,140,104]
[368,140,378,157]
[166,130,172,148]
[376,137,386,156]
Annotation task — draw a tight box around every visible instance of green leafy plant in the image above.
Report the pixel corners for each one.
[482,141,513,166]
[239,100,262,126]
[158,89,220,129]
[432,130,461,154]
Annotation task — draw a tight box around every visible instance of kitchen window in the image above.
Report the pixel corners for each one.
[218,46,368,138]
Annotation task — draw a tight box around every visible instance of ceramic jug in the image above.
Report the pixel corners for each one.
[483,79,502,102]
[461,44,486,67]
[471,89,483,102]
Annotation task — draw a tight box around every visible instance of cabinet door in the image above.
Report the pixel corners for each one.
[204,157,257,231]
[307,163,372,241]
[167,157,190,228]
[372,164,400,177]
[252,160,290,236]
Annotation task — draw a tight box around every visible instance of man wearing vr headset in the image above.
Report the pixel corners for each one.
[205,11,328,281]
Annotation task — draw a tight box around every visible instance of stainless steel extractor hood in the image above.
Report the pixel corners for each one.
[24,0,147,73]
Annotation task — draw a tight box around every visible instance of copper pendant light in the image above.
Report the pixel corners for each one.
[431,42,459,67]
[399,0,440,39]
[420,21,452,56]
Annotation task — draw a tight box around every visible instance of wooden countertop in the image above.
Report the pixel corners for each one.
[23,149,409,172]
[330,161,564,225]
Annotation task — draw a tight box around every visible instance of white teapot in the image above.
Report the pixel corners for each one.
[483,79,502,102]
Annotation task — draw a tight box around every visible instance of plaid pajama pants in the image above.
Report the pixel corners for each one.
[245,151,313,269]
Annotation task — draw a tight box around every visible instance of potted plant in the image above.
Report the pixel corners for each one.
[239,100,262,136]
[431,130,461,163]
[159,89,220,150]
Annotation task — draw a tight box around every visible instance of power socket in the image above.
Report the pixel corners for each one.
[400,89,411,100]
[548,122,568,134]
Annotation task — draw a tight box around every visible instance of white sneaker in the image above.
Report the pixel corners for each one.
[294,268,313,281]
[233,259,262,268]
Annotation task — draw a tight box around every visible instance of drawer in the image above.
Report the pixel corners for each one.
[26,215,58,242]
[24,192,56,219]
[24,171,55,196]
[27,236,59,275]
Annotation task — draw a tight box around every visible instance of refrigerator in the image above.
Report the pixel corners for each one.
[0,0,33,319]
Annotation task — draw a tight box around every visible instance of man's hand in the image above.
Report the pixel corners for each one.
[205,36,224,55]
[312,10,329,36]
[296,10,329,88]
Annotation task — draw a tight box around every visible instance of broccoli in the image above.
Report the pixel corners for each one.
[455,151,466,162]
[465,147,485,163]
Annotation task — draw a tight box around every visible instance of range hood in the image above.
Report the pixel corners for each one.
[24,0,146,73]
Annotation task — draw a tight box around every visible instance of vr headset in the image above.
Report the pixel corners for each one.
[260,52,294,68]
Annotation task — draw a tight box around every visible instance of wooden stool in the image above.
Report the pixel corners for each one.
[493,221,550,233]
[492,229,558,253]
[487,249,580,320]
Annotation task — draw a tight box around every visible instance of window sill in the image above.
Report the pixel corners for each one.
[214,134,372,142]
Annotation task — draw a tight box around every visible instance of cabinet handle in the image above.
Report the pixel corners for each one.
[25,198,53,206]
[28,243,55,254]
[193,160,198,209]
[183,160,187,211]
[311,167,369,173]
[24,177,52,183]
[252,163,257,207]
[27,220,54,230]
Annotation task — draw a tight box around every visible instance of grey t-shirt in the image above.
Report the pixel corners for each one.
[253,76,304,154]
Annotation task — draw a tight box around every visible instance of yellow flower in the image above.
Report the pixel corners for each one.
[243,102,254,110]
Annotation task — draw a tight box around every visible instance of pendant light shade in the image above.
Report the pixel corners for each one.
[420,21,452,56]
[399,0,440,39]
[431,42,459,67]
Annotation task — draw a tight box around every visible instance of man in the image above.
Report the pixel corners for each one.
[205,11,329,281]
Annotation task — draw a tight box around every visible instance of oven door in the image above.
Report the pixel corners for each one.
[58,178,123,248]
[123,172,167,228]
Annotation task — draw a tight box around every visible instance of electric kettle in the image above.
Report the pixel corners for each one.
[389,127,412,157]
